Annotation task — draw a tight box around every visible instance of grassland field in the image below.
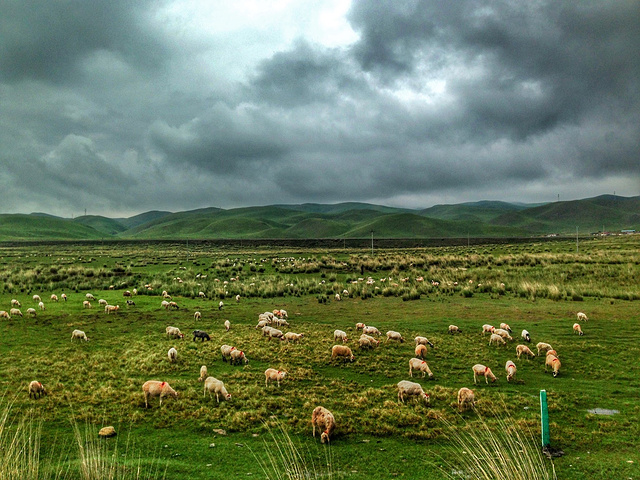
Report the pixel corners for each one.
[0,237,638,479]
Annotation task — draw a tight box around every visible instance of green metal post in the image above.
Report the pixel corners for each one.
[540,389,550,447]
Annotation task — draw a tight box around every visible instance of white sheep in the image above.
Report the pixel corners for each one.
[457,387,475,412]
[220,344,235,362]
[536,342,553,356]
[218,301,224,310]
[0,311,10,319]
[85,293,95,301]
[334,329,349,343]
[284,332,304,342]
[61,293,67,301]
[198,291,206,298]
[265,368,287,387]
[194,311,202,321]
[235,294,240,302]
[38,301,45,311]
[50,294,59,302]
[573,323,584,336]
[482,324,495,335]
[493,328,513,341]
[29,380,47,399]
[334,293,341,301]
[545,354,561,377]
[161,300,170,310]
[489,333,506,346]
[448,325,461,334]
[499,322,512,333]
[83,300,92,309]
[363,325,381,336]
[386,331,404,343]
[355,322,366,331]
[33,295,42,303]
[10,308,22,317]
[165,326,185,339]
[358,334,379,349]
[105,305,119,314]
[198,365,208,382]
[521,329,531,343]
[26,308,36,316]
[397,380,430,404]
[311,406,335,444]
[516,344,535,359]
[71,329,88,342]
[256,319,270,329]
[168,347,178,363]
[11,299,21,307]
[142,380,178,408]
[414,344,428,359]
[267,327,284,341]
[414,336,434,348]
[224,320,231,331]
[230,349,248,365]
[505,360,517,382]
[472,364,497,384]
[203,376,231,403]
[331,345,355,362]
[98,299,108,306]
[409,358,433,378]
[577,312,588,322]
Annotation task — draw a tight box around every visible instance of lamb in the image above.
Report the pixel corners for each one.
[142,380,178,408]
[457,387,475,412]
[71,329,88,342]
[11,299,21,307]
[203,376,231,403]
[230,349,248,365]
[10,308,22,317]
[165,326,185,339]
[284,332,304,342]
[104,304,119,314]
[362,325,381,336]
[499,323,512,333]
[168,347,178,363]
[414,336,434,348]
[331,345,355,362]
[355,322,366,331]
[397,380,430,404]
[545,354,561,377]
[29,381,47,399]
[224,320,231,331]
[448,325,461,334]
[26,308,36,316]
[220,344,236,362]
[98,299,108,306]
[0,311,10,319]
[386,331,405,343]
[311,406,335,444]
[85,293,96,301]
[472,364,497,384]
[521,329,531,343]
[577,312,588,322]
[194,311,202,321]
[536,342,553,355]
[505,360,517,382]
[265,368,287,387]
[516,344,536,359]
[493,328,513,341]
[415,344,428,359]
[193,330,211,341]
[198,365,208,382]
[50,294,58,302]
[83,301,92,309]
[334,329,349,343]
[482,324,495,335]
[489,333,506,346]
[33,295,42,303]
[38,301,45,311]
[573,323,584,336]
[409,358,434,378]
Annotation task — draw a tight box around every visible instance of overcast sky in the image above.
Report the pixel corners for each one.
[1,0,638,217]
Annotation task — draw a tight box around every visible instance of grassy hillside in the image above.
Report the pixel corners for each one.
[73,215,127,236]
[420,200,530,222]
[0,214,107,241]
[117,210,172,229]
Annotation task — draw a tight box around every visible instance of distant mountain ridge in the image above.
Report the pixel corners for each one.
[0,194,635,241]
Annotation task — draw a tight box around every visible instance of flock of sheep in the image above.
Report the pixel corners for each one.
[15,286,590,444]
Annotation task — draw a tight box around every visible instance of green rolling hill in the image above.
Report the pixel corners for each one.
[0,214,106,241]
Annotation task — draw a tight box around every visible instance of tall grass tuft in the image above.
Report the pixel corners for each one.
[439,412,555,480]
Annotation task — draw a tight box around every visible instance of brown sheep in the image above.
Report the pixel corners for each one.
[312,406,335,444]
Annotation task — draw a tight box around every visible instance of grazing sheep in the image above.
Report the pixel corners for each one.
[165,326,185,339]
[33,295,42,303]
[521,329,531,343]
[457,387,475,412]
[358,334,379,349]
[132,289,137,295]
[11,299,21,307]
[126,300,135,306]
[363,325,381,336]
[50,294,58,302]
[142,380,178,408]
[334,329,348,343]
[386,331,405,343]
[273,317,290,327]
[10,308,22,317]
[235,294,240,302]
[98,299,108,306]
[265,368,287,387]
[0,311,10,319]
[397,380,430,404]
[198,291,206,299]
[505,360,517,382]
[335,293,341,301]
[168,301,179,310]
[331,345,355,362]
[355,322,366,331]
[161,300,170,310]
[482,324,495,336]
[472,364,497,384]
[193,330,211,342]
[123,291,132,297]
[71,329,88,342]
[38,301,45,311]
[573,323,584,336]
[268,328,284,341]
[489,333,506,346]
[85,293,95,301]
[261,325,274,337]
[284,332,304,342]
[516,344,536,359]
[409,358,433,378]
[218,301,224,310]
[29,381,47,399]
[198,365,208,382]
[414,336,434,348]
[83,301,92,309]
[448,325,461,334]
[168,347,178,363]
[224,320,231,331]
[61,293,67,301]
[256,319,270,329]
[220,344,236,362]
[104,305,119,314]
[577,312,588,322]
[493,328,513,341]
[545,355,562,377]
[279,309,288,319]
[311,406,335,444]
[546,349,558,359]
[536,342,553,356]
[230,349,248,365]
[415,344,428,359]
[27,308,36,316]
[194,311,202,321]
[204,377,231,403]
[499,323,512,333]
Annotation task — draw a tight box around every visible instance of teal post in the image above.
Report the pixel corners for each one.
[540,390,550,447]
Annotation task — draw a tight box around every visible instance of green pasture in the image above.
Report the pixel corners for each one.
[0,237,638,479]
